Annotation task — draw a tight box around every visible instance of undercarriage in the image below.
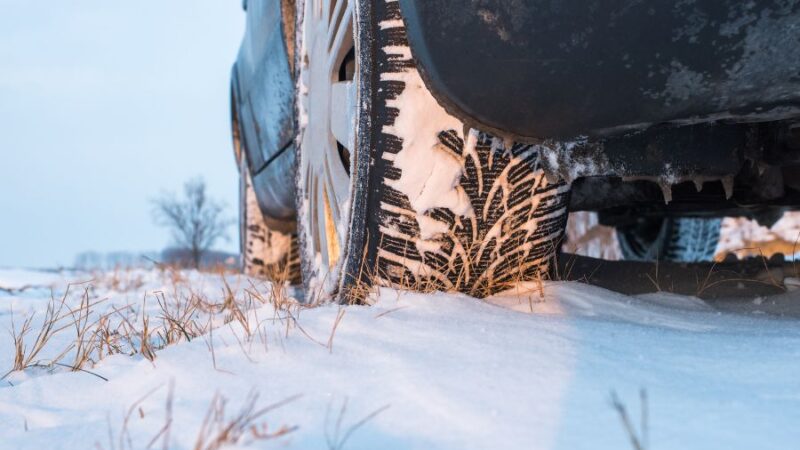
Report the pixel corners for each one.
[567,120,800,226]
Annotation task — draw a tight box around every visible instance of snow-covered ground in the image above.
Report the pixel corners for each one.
[0,268,798,449]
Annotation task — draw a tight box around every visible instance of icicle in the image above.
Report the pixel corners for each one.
[721,176,734,200]
[659,179,673,204]
[692,178,704,192]
[464,129,479,153]
[503,136,515,153]
[490,136,503,154]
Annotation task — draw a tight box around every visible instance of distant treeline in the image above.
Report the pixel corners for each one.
[73,248,239,270]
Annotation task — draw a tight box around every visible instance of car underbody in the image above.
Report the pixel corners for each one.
[566,120,800,227]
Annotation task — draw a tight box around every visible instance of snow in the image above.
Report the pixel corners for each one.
[564,212,622,261]
[0,269,798,449]
[0,269,66,291]
[718,213,800,259]
[381,44,474,242]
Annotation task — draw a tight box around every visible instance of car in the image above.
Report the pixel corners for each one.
[230,0,800,302]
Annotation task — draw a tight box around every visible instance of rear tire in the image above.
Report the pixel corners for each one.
[295,0,571,301]
[617,217,722,262]
[239,156,302,283]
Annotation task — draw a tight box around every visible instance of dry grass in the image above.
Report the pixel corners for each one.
[321,229,529,304]
[193,391,299,450]
[113,295,157,363]
[258,251,300,289]
[138,307,157,362]
[106,273,281,364]
[72,227,796,361]
[99,384,299,450]
[324,398,390,450]
[3,283,109,380]
[94,267,146,293]
[67,287,109,371]
[610,389,649,450]
[337,218,800,310]
[694,247,787,297]
[7,289,70,375]
[3,267,342,449]
[242,275,332,352]
[104,384,165,450]
[221,278,252,335]
[560,222,797,298]
[154,290,203,346]
[3,267,297,379]
[342,231,563,307]
[327,308,346,353]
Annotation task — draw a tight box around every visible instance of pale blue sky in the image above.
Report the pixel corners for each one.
[0,1,245,268]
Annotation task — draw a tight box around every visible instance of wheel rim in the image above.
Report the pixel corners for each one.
[298,0,357,293]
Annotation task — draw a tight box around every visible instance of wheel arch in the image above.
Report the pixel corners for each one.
[230,64,245,170]
[398,0,800,143]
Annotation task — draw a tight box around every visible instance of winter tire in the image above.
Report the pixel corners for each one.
[617,217,722,263]
[295,0,571,301]
[235,109,301,284]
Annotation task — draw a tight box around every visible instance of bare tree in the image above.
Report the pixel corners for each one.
[152,177,232,269]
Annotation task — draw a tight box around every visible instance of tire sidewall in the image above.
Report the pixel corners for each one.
[294,0,374,300]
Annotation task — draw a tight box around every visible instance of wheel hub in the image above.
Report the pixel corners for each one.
[298,0,357,292]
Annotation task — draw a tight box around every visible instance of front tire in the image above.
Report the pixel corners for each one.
[296,0,571,301]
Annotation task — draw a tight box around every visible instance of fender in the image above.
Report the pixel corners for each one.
[399,0,800,142]
[230,67,243,168]
[232,0,298,229]
[235,0,296,173]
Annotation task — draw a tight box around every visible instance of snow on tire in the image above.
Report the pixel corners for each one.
[295,0,571,301]
[368,2,571,297]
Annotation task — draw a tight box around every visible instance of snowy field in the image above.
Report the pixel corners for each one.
[0,268,798,449]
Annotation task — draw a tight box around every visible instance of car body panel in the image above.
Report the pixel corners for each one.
[233,0,298,225]
[399,0,800,141]
[541,122,749,184]
[250,145,297,232]
[234,0,295,173]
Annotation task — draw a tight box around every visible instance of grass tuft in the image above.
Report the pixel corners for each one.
[193,391,300,450]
